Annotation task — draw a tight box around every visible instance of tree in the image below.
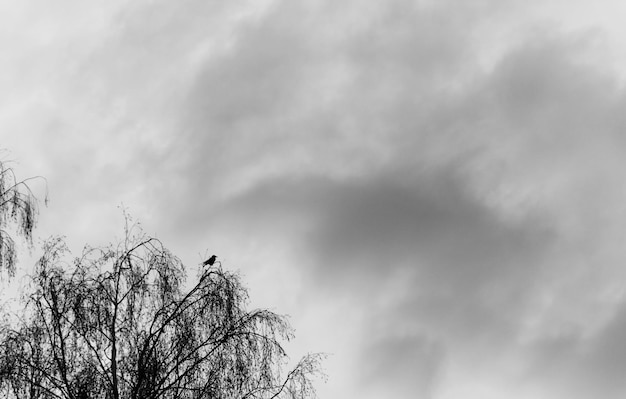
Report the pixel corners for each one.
[0,157,45,277]
[0,220,323,399]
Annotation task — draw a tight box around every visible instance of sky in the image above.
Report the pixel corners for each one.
[3,0,626,398]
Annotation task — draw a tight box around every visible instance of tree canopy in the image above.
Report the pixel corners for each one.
[0,158,44,276]
[0,220,322,399]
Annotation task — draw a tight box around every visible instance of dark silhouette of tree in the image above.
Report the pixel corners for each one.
[0,220,323,399]
[0,157,45,277]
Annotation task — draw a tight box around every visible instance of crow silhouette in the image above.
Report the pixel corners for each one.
[203,255,217,266]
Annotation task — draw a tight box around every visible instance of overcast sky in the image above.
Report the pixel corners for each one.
[4,1,626,398]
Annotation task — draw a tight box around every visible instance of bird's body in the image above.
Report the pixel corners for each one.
[203,255,217,266]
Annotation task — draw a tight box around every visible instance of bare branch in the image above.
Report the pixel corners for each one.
[0,220,322,399]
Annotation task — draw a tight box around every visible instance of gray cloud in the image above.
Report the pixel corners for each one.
[5,1,626,398]
[359,333,445,398]
[134,3,626,397]
[167,0,482,206]
[579,304,626,397]
[519,300,626,399]
[193,168,555,398]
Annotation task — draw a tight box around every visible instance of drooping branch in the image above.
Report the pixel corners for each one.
[0,221,323,399]
[0,157,47,276]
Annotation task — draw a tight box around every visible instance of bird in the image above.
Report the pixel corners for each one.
[203,255,217,267]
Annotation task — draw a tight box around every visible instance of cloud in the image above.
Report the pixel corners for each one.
[167,0,484,206]
[162,5,626,397]
[194,168,554,398]
[359,333,445,398]
[5,1,626,398]
[517,298,626,399]
[2,1,274,249]
[131,3,626,396]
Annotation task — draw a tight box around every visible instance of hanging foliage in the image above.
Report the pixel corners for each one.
[0,157,46,276]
